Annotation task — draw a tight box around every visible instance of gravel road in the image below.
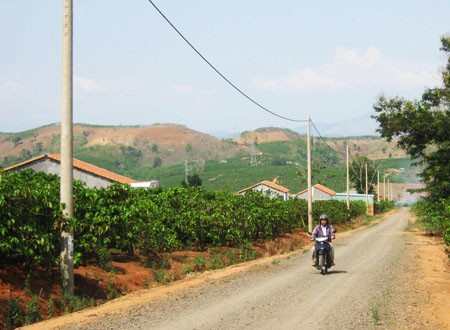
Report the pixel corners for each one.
[27,208,441,330]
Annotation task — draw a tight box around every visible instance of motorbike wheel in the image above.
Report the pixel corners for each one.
[318,255,326,275]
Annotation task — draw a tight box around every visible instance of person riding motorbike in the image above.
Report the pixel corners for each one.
[311,214,335,267]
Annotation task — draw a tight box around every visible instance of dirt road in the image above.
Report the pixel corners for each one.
[23,208,447,330]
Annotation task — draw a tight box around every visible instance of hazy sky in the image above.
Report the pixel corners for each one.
[0,1,448,135]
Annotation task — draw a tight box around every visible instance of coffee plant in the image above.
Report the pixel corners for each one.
[0,170,368,269]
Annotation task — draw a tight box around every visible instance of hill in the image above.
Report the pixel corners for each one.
[0,123,414,194]
[0,123,247,172]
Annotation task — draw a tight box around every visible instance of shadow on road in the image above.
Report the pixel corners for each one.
[322,270,347,275]
[312,270,347,275]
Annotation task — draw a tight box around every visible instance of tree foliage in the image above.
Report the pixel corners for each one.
[153,156,162,168]
[372,35,450,244]
[349,156,377,194]
[181,174,202,187]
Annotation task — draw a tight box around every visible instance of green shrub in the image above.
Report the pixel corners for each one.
[25,295,41,325]
[4,296,25,329]
[415,198,450,246]
[0,170,370,271]
[374,200,395,214]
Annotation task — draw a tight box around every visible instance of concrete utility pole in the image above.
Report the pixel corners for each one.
[377,171,380,202]
[365,163,369,214]
[346,145,350,210]
[383,175,386,201]
[60,0,74,295]
[307,114,312,233]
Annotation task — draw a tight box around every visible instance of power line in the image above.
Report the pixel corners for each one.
[146,0,307,123]
[310,120,340,154]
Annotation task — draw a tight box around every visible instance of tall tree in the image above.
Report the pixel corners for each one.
[372,35,450,200]
[372,35,450,244]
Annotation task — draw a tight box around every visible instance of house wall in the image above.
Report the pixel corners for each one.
[16,158,114,188]
[239,184,288,201]
[255,184,288,200]
[297,187,333,201]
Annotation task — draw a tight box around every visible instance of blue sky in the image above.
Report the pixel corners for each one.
[0,1,448,136]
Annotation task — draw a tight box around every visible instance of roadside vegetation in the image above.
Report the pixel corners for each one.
[372,35,450,247]
[0,169,372,271]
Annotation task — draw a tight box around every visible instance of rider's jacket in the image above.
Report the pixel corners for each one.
[311,224,335,242]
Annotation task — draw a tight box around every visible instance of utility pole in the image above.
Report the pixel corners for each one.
[377,171,380,202]
[60,0,74,295]
[383,175,386,201]
[365,163,369,214]
[307,114,312,233]
[346,145,350,211]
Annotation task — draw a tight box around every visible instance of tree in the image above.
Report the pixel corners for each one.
[372,35,450,244]
[349,156,377,194]
[372,35,450,200]
[153,157,162,168]
[13,136,22,147]
[181,174,202,187]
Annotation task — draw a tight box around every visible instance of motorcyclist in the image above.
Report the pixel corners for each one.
[311,214,335,267]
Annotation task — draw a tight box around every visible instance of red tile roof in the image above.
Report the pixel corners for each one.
[237,180,290,194]
[296,183,336,196]
[3,154,137,184]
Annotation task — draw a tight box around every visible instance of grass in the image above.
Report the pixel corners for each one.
[152,269,171,284]
[371,306,380,325]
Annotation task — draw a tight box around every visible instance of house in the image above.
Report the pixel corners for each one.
[296,184,336,201]
[237,180,290,201]
[3,154,138,188]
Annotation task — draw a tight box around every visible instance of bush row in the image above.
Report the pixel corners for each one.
[0,170,368,269]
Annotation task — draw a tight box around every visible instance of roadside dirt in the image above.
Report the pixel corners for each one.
[407,231,450,328]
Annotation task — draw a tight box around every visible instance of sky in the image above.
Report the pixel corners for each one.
[0,1,448,136]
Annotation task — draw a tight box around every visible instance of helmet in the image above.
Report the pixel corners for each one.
[319,214,329,222]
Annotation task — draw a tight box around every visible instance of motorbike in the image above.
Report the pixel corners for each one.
[314,236,332,275]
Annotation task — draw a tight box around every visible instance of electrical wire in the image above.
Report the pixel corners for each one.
[147,0,384,192]
[310,120,341,154]
[146,0,307,123]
